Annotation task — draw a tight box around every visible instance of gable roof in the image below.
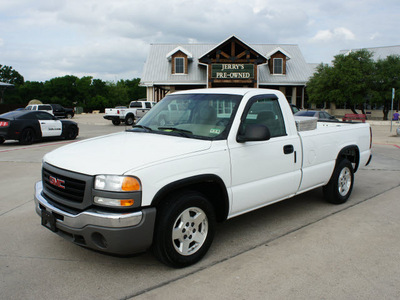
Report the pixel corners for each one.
[166,46,193,60]
[265,47,292,60]
[141,40,314,86]
[199,35,267,63]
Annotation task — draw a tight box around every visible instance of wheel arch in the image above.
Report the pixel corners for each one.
[24,125,40,138]
[62,123,78,139]
[125,113,135,120]
[336,145,360,172]
[151,174,230,222]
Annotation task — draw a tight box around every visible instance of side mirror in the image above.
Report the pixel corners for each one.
[237,124,271,143]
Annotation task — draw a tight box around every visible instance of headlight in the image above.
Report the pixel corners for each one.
[94,197,134,207]
[94,175,141,192]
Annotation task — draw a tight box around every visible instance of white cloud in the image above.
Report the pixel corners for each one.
[369,32,380,40]
[311,27,355,43]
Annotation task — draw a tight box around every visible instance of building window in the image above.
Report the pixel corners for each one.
[175,57,185,74]
[273,58,283,74]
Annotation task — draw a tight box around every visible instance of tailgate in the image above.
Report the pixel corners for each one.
[105,108,121,116]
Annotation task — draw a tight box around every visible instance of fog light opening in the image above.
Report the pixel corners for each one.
[91,232,107,249]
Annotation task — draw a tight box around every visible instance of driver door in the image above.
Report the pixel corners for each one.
[36,112,62,137]
[228,95,302,216]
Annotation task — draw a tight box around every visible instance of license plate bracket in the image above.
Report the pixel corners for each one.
[41,209,57,232]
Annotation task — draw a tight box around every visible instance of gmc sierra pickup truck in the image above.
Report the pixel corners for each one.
[103,100,156,125]
[34,88,372,268]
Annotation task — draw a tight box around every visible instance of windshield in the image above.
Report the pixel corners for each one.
[131,93,242,140]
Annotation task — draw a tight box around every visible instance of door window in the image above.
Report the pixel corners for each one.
[243,97,286,137]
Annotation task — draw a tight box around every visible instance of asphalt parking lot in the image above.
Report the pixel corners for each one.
[1,114,400,299]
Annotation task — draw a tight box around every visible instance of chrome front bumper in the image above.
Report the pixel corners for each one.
[34,181,156,255]
[34,181,143,228]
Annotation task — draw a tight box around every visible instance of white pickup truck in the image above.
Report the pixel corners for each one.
[103,100,156,125]
[34,88,372,268]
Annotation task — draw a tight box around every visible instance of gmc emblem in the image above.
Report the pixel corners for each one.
[49,176,65,189]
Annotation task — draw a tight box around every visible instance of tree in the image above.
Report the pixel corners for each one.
[0,64,24,85]
[373,55,400,120]
[76,76,93,106]
[307,63,335,108]
[0,65,24,104]
[43,75,79,106]
[307,50,375,114]
[107,81,129,108]
[122,78,146,100]
[18,81,45,104]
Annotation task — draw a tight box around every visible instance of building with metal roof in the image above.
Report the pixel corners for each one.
[339,45,400,60]
[141,36,314,108]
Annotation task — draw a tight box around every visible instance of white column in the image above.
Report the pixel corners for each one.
[291,87,297,105]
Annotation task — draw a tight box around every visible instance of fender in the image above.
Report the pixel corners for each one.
[151,174,230,222]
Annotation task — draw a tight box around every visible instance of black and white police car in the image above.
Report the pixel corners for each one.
[0,110,79,145]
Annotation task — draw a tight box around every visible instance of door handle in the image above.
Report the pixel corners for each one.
[283,145,294,154]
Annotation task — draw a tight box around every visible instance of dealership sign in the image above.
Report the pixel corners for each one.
[211,64,254,79]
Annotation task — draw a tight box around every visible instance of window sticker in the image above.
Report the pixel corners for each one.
[210,128,221,134]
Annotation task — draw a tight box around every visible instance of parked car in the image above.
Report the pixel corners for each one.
[25,104,54,115]
[0,110,79,145]
[49,104,75,119]
[295,110,338,121]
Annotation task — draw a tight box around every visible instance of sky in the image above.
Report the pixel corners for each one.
[1,0,399,82]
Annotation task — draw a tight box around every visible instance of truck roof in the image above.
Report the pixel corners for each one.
[171,88,281,97]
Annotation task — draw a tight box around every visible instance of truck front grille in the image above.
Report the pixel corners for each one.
[42,163,94,211]
[43,168,85,203]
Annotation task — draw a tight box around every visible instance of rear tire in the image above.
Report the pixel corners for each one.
[112,119,121,126]
[153,191,216,268]
[19,128,35,145]
[0,137,4,144]
[125,114,134,126]
[323,159,354,204]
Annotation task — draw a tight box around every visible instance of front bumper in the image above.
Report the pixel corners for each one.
[34,181,156,255]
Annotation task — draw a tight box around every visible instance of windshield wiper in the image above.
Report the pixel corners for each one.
[158,127,193,137]
[129,125,153,132]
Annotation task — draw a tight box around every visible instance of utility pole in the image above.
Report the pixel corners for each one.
[390,88,395,132]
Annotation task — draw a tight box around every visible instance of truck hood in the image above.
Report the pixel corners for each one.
[44,131,212,175]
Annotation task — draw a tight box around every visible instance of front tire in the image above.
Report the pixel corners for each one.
[153,191,216,268]
[64,125,78,140]
[19,128,35,145]
[323,159,354,204]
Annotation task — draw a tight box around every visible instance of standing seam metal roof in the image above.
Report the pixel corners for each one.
[339,45,400,61]
[141,43,314,86]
